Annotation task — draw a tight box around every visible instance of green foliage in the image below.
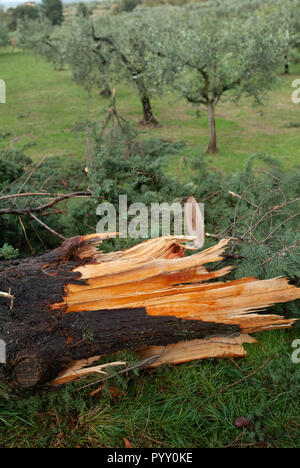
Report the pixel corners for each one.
[18,18,66,70]
[113,0,142,14]
[16,0,295,137]
[63,15,111,94]
[0,146,87,254]
[91,3,290,147]
[185,0,300,74]
[0,331,298,447]
[88,121,184,205]
[158,7,288,151]
[64,114,186,250]
[12,4,40,22]
[65,8,178,122]
[0,147,32,189]
[0,243,19,260]
[190,152,300,320]
[6,4,40,31]
[93,8,175,94]
[0,20,9,46]
[0,114,186,254]
[0,125,299,320]
[41,0,64,26]
[76,2,90,18]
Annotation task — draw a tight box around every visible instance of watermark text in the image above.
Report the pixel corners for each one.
[291,339,300,364]
[96,196,205,247]
[291,79,300,104]
[0,339,6,364]
[0,79,6,104]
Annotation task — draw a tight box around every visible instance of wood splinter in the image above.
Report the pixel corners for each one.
[0,289,14,310]
[0,233,299,391]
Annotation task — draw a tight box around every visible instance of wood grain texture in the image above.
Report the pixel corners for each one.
[0,234,298,391]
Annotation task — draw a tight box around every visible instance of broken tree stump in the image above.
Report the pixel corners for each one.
[0,234,299,391]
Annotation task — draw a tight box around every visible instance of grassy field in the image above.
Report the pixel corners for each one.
[0,330,299,448]
[0,49,300,174]
[0,49,300,449]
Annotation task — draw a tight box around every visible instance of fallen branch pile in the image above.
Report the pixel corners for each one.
[0,234,299,392]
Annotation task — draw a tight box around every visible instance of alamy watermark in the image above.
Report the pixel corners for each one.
[0,79,6,104]
[0,339,6,364]
[96,195,205,248]
[291,339,300,364]
[291,79,300,104]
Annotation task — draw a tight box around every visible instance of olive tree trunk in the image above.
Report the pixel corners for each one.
[206,101,218,154]
[136,78,158,125]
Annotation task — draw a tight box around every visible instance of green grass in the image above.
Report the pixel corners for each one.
[0,49,300,174]
[0,330,299,448]
[0,49,299,448]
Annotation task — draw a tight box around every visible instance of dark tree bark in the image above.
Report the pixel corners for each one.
[136,78,159,126]
[139,94,159,126]
[284,54,289,75]
[0,236,237,390]
[100,86,112,97]
[91,30,159,126]
[284,62,289,75]
[206,101,218,154]
[0,234,298,392]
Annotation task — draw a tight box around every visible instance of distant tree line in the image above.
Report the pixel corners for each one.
[16,0,300,153]
[0,0,64,33]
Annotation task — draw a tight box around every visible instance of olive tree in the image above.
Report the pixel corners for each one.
[189,0,300,75]
[18,18,66,70]
[76,2,90,18]
[0,20,9,46]
[64,15,112,98]
[168,12,287,153]
[93,8,174,125]
[271,1,300,74]
[41,0,64,26]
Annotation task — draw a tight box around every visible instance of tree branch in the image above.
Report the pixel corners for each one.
[0,191,101,215]
[29,212,66,241]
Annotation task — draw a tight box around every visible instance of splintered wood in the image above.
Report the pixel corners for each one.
[49,234,299,385]
[57,236,296,332]
[1,232,299,390]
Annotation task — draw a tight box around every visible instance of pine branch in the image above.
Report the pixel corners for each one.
[0,192,102,215]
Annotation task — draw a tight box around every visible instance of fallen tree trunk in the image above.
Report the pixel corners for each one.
[0,234,299,391]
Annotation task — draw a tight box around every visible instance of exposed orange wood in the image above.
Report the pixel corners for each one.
[72,238,229,281]
[137,334,257,366]
[60,275,299,334]
[63,267,233,307]
[50,237,299,335]
[51,335,257,385]
[77,235,193,263]
[52,359,127,386]
[4,234,298,390]
[48,236,298,374]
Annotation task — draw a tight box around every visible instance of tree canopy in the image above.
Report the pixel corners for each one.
[0,19,9,46]
[18,18,66,70]
[160,9,288,152]
[16,0,296,149]
[41,0,64,26]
